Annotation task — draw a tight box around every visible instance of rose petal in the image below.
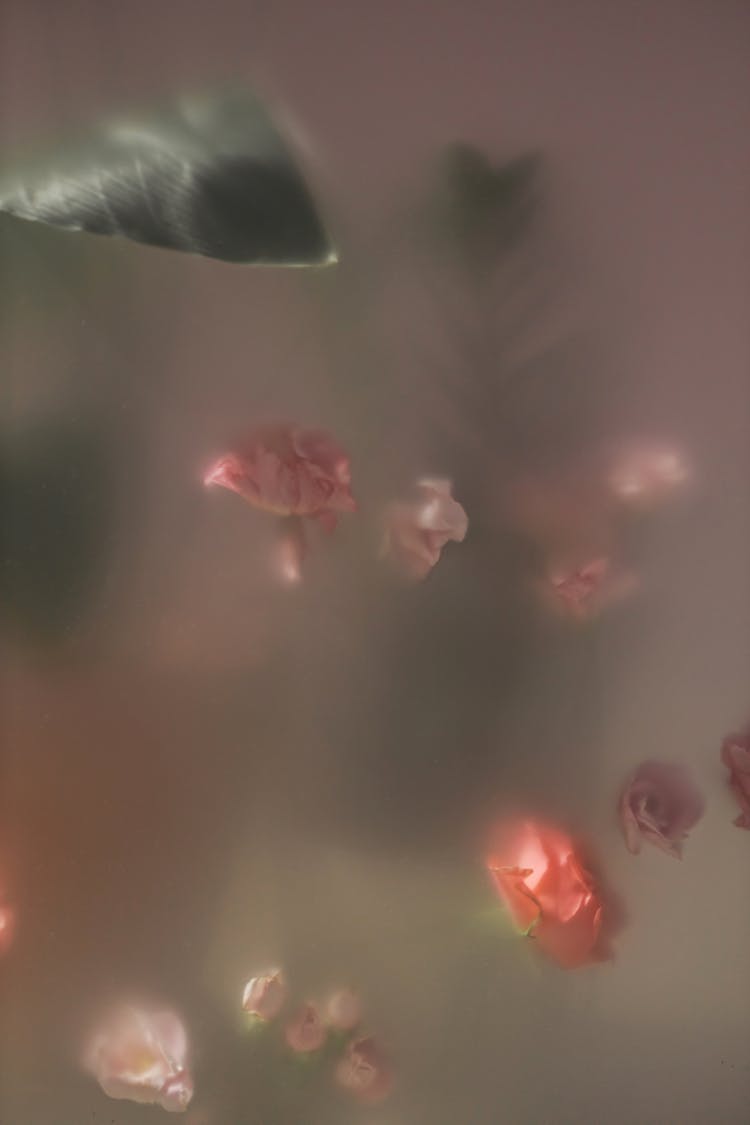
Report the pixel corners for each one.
[382,479,468,580]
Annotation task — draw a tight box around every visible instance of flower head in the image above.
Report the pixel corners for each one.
[382,478,468,580]
[721,731,750,829]
[334,1035,393,1105]
[83,1004,193,1112]
[242,969,287,1021]
[620,761,705,858]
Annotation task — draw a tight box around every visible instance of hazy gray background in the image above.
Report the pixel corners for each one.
[1,1,749,1122]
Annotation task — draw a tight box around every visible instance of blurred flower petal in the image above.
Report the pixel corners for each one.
[204,422,355,524]
[241,969,287,1021]
[284,1003,327,1053]
[721,731,750,829]
[273,518,307,585]
[382,478,467,580]
[83,1004,193,1113]
[334,1036,393,1105]
[608,440,690,508]
[325,988,362,1032]
[486,820,616,969]
[0,901,16,956]
[544,556,637,619]
[619,761,705,858]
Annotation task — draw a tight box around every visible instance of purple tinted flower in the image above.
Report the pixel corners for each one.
[620,761,705,858]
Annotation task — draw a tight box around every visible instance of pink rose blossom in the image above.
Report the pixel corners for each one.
[83,1004,193,1112]
[204,422,356,530]
[325,988,362,1032]
[284,1003,327,1053]
[382,478,468,579]
[721,731,750,829]
[620,761,705,858]
[241,969,287,1021]
[334,1035,393,1105]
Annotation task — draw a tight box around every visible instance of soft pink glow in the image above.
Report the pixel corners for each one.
[382,478,468,579]
[608,440,690,508]
[619,761,705,858]
[273,518,307,584]
[325,988,362,1032]
[241,969,287,1021]
[486,820,616,969]
[203,422,356,528]
[0,901,16,956]
[721,731,750,829]
[83,1004,193,1113]
[503,468,610,553]
[284,1003,327,1053]
[334,1035,393,1105]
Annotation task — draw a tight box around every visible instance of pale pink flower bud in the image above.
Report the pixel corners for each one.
[382,478,468,579]
[241,969,287,1021]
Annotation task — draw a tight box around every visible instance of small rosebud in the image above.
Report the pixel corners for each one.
[334,1035,393,1105]
[241,969,287,1021]
[82,1004,193,1112]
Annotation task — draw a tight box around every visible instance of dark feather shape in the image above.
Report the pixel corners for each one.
[0,88,336,265]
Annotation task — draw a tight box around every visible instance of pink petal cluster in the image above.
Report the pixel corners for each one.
[204,422,356,530]
[241,969,287,1021]
[83,1004,193,1113]
[334,1036,393,1105]
[284,1002,328,1053]
[619,761,705,858]
[721,731,750,829]
[382,478,468,579]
